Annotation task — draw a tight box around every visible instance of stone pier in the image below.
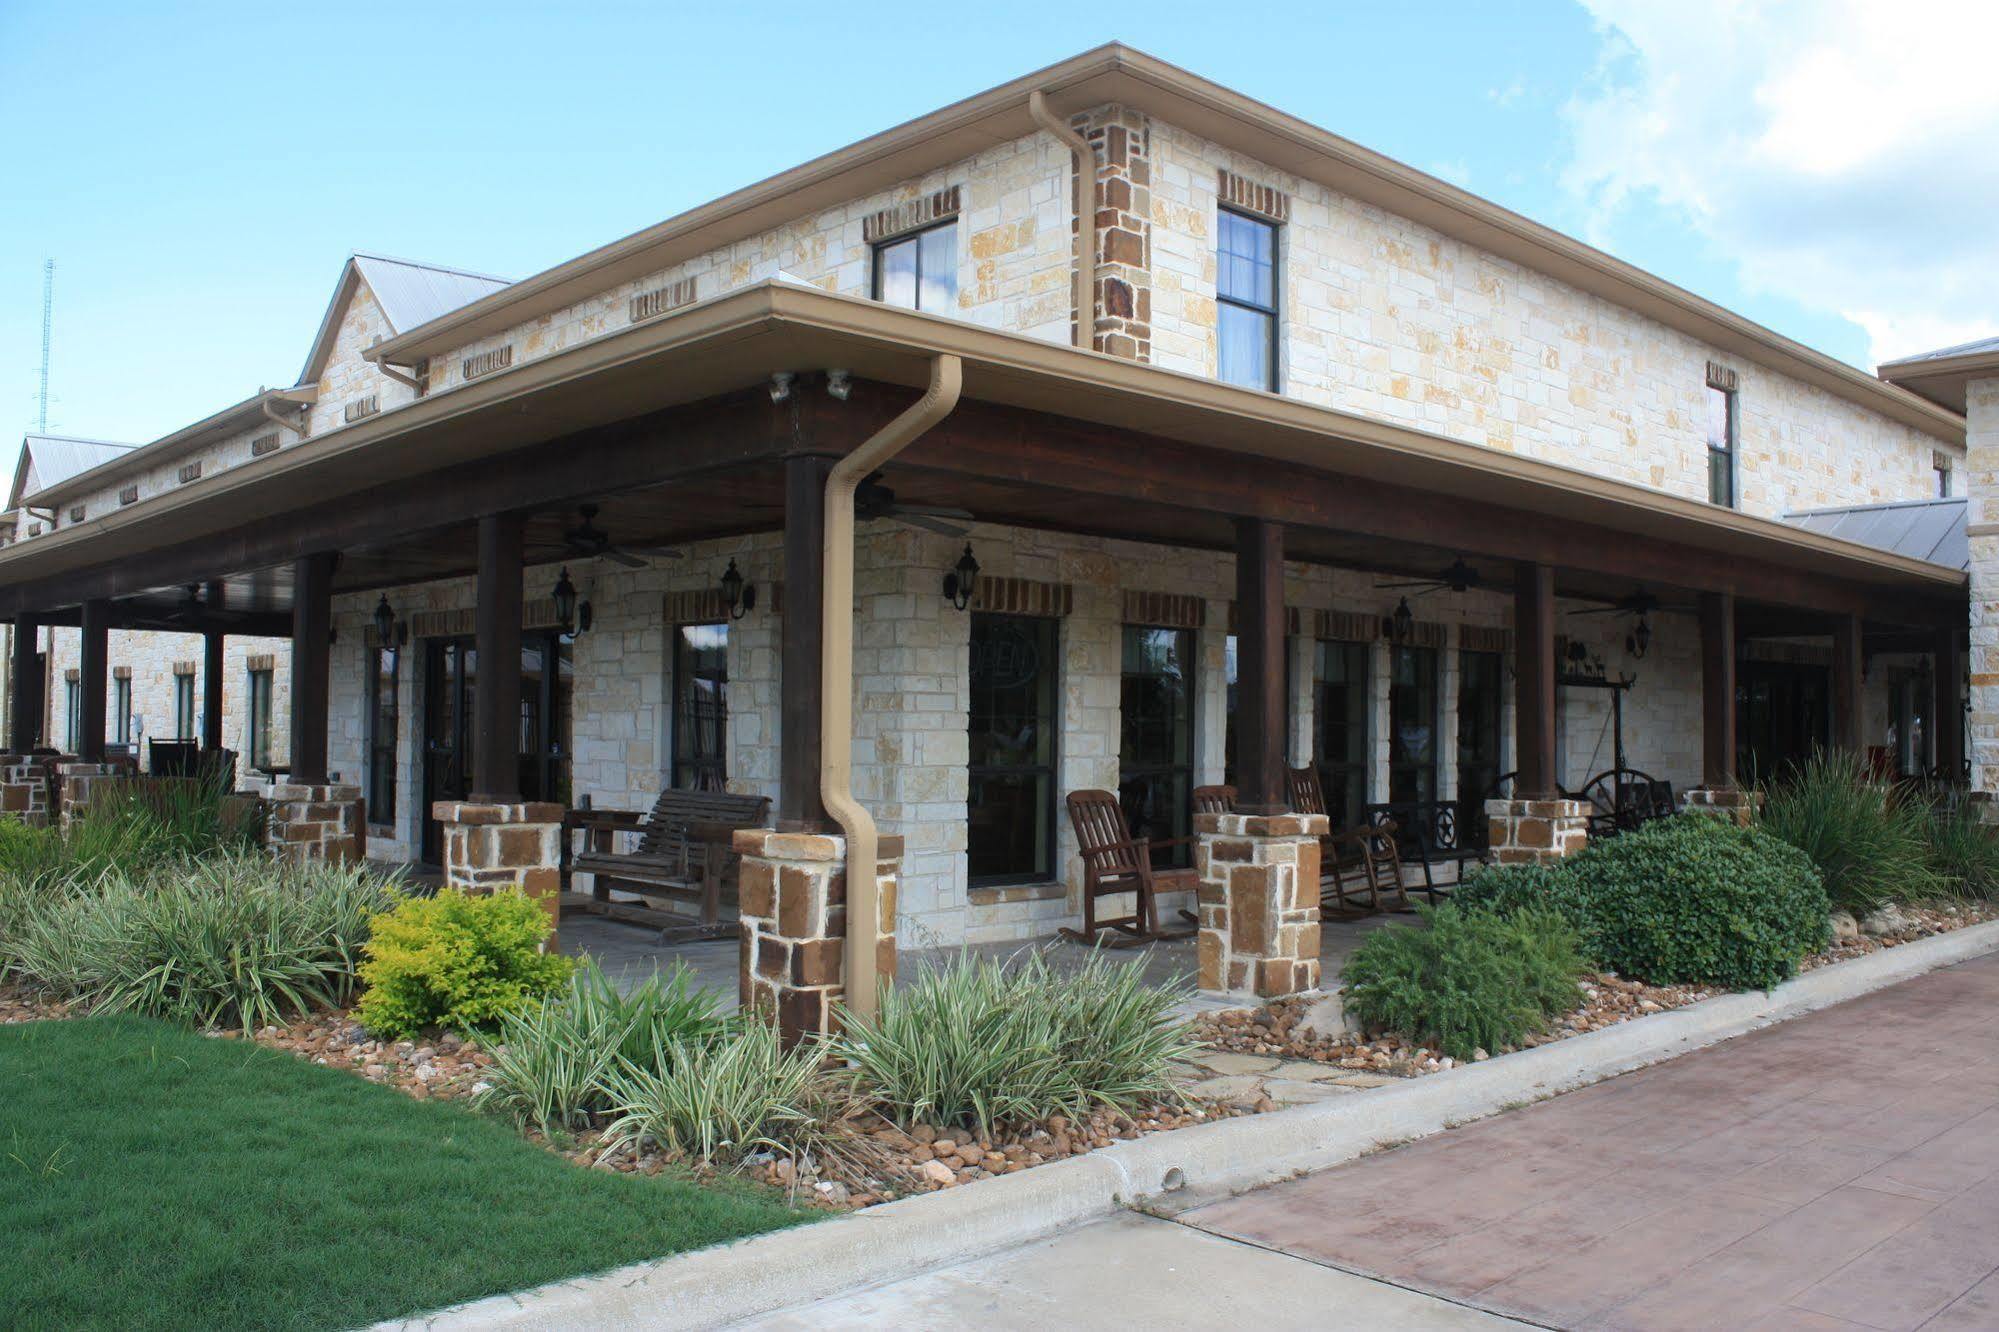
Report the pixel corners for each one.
[432,800,564,933]
[265,782,364,864]
[736,829,902,1047]
[1485,797,1592,864]
[1195,811,1327,999]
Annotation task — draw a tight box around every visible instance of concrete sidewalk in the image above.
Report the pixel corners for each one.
[736,1211,1527,1330]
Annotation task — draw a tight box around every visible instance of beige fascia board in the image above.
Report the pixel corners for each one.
[363,44,1960,444]
[26,387,321,511]
[0,283,1962,597]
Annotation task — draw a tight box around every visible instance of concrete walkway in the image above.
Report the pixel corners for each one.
[737,1211,1526,1330]
[1183,950,1999,1330]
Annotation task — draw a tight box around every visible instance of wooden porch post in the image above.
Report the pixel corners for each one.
[1234,517,1287,814]
[471,514,525,802]
[778,455,830,830]
[1935,625,1965,780]
[289,552,336,786]
[1700,592,1736,789]
[78,599,110,762]
[9,614,37,753]
[1513,562,1558,797]
[1831,612,1863,753]
[201,626,226,751]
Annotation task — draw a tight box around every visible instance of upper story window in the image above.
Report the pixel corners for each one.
[872,221,957,313]
[1217,208,1279,391]
[1706,363,1739,507]
[1936,451,1954,499]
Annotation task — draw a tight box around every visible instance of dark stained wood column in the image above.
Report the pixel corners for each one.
[1234,517,1288,815]
[1831,612,1864,753]
[1513,563,1558,798]
[289,552,336,785]
[201,628,226,751]
[10,614,38,753]
[1699,592,1737,789]
[778,455,830,831]
[78,599,110,762]
[1935,625,1965,781]
[471,513,524,803]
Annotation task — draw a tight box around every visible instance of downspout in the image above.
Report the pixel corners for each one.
[824,354,963,1021]
[1028,90,1094,350]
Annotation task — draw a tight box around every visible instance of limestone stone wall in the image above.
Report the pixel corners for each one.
[1967,378,1999,795]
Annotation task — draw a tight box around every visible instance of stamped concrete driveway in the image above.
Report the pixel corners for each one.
[1184,950,1999,1330]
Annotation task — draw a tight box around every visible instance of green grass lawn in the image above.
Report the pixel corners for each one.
[0,1016,804,1331]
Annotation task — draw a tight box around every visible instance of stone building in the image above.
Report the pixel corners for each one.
[0,47,1974,1016]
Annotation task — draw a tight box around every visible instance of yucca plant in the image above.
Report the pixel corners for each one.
[1757,749,1941,914]
[833,949,1197,1136]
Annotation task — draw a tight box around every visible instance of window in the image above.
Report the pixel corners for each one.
[968,614,1059,885]
[672,623,728,791]
[1457,649,1504,806]
[64,678,80,753]
[1223,633,1296,787]
[1120,626,1196,866]
[113,677,131,745]
[1389,645,1439,804]
[367,645,399,827]
[1937,454,1954,499]
[246,668,274,770]
[1706,381,1738,507]
[173,674,196,740]
[873,221,957,313]
[1217,209,1278,391]
[1313,640,1368,827]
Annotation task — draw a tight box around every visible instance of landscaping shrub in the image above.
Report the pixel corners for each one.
[1461,815,1831,990]
[1757,749,1941,913]
[477,958,732,1136]
[1925,797,1999,901]
[5,853,401,1031]
[356,888,574,1039]
[1340,903,1585,1059]
[834,949,1196,1135]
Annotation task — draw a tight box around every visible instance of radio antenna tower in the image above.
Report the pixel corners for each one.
[37,259,54,432]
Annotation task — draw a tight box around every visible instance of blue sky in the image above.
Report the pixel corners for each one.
[2,1,1994,448]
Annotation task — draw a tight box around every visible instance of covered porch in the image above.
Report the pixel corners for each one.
[0,284,1968,1029]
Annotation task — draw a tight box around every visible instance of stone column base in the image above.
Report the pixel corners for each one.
[1,756,55,827]
[266,783,364,865]
[735,829,903,1047]
[1485,798,1591,864]
[58,762,123,827]
[1195,812,1328,999]
[432,801,564,933]
[1681,786,1759,826]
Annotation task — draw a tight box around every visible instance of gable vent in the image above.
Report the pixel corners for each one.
[344,394,381,424]
[178,461,202,485]
[67,504,86,523]
[630,277,698,324]
[462,345,513,381]
[251,432,280,457]
[119,485,140,506]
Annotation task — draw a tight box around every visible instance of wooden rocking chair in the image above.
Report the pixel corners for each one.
[1285,766,1417,919]
[1062,789,1198,947]
[1191,784,1237,815]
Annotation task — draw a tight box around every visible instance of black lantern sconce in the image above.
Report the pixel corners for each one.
[1382,596,1415,643]
[943,544,980,612]
[553,567,593,636]
[1625,614,1651,661]
[721,559,756,620]
[371,594,409,648]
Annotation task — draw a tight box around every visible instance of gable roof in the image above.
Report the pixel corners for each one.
[1784,496,1967,572]
[10,434,137,510]
[297,253,510,386]
[1878,336,1999,414]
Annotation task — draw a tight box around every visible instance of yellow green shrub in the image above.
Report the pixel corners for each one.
[356,888,572,1040]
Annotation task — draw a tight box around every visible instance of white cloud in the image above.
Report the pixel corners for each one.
[1562,0,1999,367]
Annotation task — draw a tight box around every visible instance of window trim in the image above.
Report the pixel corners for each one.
[1216,205,1280,392]
[1707,382,1739,508]
[967,611,1062,889]
[671,621,730,792]
[113,677,132,745]
[870,217,959,313]
[246,667,274,771]
[173,673,196,741]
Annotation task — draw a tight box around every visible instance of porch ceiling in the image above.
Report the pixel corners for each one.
[0,283,1966,634]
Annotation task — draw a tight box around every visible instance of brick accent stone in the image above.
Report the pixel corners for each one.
[735,828,904,1048]
[1484,797,1591,864]
[58,762,123,827]
[433,800,564,933]
[267,782,364,865]
[1681,786,1759,826]
[861,185,961,244]
[1195,811,1328,999]
[1217,168,1290,223]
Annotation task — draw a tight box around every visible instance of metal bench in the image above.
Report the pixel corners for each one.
[567,788,771,941]
[1364,798,1486,902]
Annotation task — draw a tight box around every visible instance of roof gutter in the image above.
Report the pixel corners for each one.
[824,353,962,1021]
[1028,90,1094,351]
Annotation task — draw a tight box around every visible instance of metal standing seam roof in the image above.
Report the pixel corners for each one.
[1784,496,1967,572]
[1881,334,1999,367]
[11,434,138,508]
[350,254,511,337]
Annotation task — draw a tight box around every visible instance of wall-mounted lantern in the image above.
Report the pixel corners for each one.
[553,567,592,635]
[371,594,409,648]
[1382,596,1415,643]
[721,559,756,620]
[1626,614,1651,661]
[943,543,980,612]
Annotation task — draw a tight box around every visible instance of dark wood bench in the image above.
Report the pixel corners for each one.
[567,789,771,941]
[1364,799,1485,902]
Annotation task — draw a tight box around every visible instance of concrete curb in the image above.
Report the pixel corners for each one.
[390,919,1999,1331]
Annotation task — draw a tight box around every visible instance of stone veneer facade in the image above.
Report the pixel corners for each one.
[1195,811,1327,999]
[736,829,902,1046]
[434,800,565,932]
[1485,798,1592,864]
[1969,376,1999,800]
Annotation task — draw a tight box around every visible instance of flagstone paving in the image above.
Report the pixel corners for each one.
[1180,949,1999,1330]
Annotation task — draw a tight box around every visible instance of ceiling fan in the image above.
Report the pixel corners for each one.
[164,583,254,627]
[1376,557,1480,597]
[855,472,974,538]
[559,504,683,569]
[1567,589,1662,620]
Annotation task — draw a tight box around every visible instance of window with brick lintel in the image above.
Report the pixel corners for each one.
[1217,208,1279,391]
